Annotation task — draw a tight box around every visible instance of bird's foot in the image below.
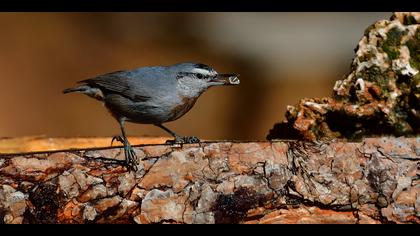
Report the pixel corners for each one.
[110,136,138,171]
[183,136,200,143]
[123,143,139,171]
[111,135,125,146]
[165,136,200,145]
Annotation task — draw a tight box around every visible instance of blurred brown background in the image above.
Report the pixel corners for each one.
[0,12,390,141]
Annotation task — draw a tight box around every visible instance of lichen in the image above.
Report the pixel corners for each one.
[268,12,420,141]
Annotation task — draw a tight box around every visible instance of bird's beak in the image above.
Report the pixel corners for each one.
[210,73,240,85]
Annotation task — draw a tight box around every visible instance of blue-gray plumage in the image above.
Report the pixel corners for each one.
[63,62,240,170]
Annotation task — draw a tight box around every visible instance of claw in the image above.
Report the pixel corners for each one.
[165,136,200,145]
[184,136,200,144]
[111,135,125,146]
[112,135,138,171]
[165,139,175,145]
[123,143,138,171]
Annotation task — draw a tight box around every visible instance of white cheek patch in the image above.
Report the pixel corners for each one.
[177,77,209,97]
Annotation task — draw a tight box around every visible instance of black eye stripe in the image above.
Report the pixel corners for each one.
[195,63,212,70]
[176,72,208,80]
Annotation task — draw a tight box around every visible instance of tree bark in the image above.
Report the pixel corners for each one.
[0,137,418,224]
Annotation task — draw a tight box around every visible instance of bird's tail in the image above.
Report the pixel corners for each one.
[63,85,90,94]
[63,85,104,101]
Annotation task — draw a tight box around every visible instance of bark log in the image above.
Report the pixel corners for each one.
[0,137,419,224]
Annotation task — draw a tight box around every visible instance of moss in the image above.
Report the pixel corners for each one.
[405,15,418,25]
[382,46,399,60]
[406,28,420,70]
[381,27,405,60]
[362,66,382,82]
[359,66,391,97]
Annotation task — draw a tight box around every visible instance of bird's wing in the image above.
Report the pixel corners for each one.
[79,70,152,102]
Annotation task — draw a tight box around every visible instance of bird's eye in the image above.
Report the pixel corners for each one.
[196,73,204,79]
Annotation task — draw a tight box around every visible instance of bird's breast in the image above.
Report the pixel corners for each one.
[168,96,198,121]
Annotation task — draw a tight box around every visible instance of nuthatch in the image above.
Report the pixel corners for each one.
[63,62,240,169]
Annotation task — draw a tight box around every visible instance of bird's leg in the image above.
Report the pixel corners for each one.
[118,119,138,171]
[155,124,200,144]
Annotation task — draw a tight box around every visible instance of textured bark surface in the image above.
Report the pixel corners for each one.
[0,137,418,224]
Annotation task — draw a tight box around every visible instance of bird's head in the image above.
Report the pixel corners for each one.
[172,63,240,97]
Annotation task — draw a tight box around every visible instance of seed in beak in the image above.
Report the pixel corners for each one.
[229,75,240,85]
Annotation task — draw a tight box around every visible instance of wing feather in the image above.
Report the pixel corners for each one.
[79,71,151,102]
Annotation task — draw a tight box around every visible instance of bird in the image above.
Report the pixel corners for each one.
[63,62,240,170]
